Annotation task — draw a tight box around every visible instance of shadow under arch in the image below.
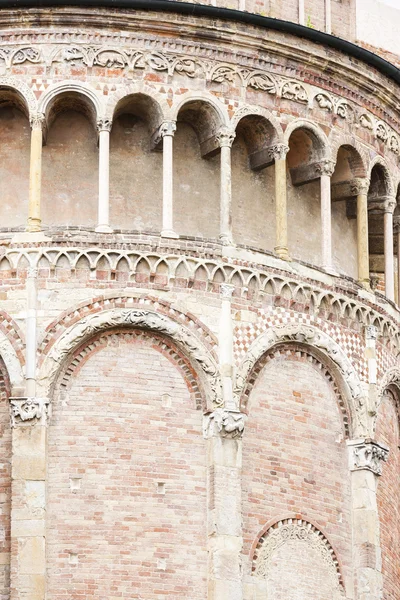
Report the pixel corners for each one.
[0,76,37,119]
[37,307,222,413]
[38,81,103,132]
[235,323,366,439]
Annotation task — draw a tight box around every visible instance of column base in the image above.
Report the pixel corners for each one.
[161,229,179,239]
[26,218,41,233]
[274,246,291,261]
[95,224,113,234]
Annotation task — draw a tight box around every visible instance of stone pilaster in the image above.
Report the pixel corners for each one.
[348,438,389,600]
[9,398,49,600]
[219,284,235,410]
[204,409,245,600]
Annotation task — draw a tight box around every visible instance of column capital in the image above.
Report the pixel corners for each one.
[29,112,46,131]
[348,438,389,476]
[220,283,234,300]
[365,325,378,341]
[268,143,289,162]
[216,127,236,148]
[393,214,400,232]
[9,397,50,427]
[160,120,177,137]
[351,178,370,195]
[382,196,396,214]
[203,409,246,439]
[316,159,336,177]
[97,118,112,133]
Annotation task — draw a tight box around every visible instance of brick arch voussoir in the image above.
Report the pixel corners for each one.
[235,324,366,439]
[38,304,222,412]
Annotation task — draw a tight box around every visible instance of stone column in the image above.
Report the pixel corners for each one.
[383,198,396,302]
[95,119,112,233]
[160,121,178,239]
[219,284,235,410]
[317,160,335,272]
[347,438,389,600]
[269,144,290,261]
[9,397,49,600]
[25,268,38,397]
[203,409,245,600]
[216,128,236,246]
[394,216,400,305]
[27,114,45,233]
[353,179,370,288]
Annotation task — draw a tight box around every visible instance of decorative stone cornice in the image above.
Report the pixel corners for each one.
[9,396,49,427]
[203,409,246,439]
[97,117,112,133]
[216,128,235,148]
[348,439,389,476]
[267,144,289,162]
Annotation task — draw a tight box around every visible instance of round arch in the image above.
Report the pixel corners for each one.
[169,90,229,127]
[368,155,395,197]
[0,76,37,118]
[329,136,369,179]
[234,323,367,438]
[38,80,104,128]
[105,82,168,127]
[37,307,222,412]
[230,104,283,143]
[284,118,330,159]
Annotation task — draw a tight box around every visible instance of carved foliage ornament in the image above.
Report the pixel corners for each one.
[348,439,389,475]
[10,397,49,427]
[254,519,345,598]
[40,309,222,408]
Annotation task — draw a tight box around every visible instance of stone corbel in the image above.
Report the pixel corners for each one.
[348,438,389,476]
[203,408,246,439]
[9,396,50,427]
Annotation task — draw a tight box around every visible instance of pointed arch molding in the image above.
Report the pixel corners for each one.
[251,518,345,598]
[37,307,222,410]
[234,324,367,438]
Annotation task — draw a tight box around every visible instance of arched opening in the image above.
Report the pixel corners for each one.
[330,144,366,279]
[109,93,163,232]
[241,342,352,598]
[287,126,327,266]
[47,327,207,599]
[231,114,277,251]
[42,92,98,228]
[367,163,392,293]
[0,88,30,229]
[174,99,221,238]
[376,386,400,600]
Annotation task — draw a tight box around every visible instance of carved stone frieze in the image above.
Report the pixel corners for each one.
[253,519,345,597]
[203,409,246,439]
[348,439,389,476]
[10,396,49,427]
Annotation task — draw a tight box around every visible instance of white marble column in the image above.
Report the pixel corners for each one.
[269,144,290,261]
[348,438,389,600]
[217,128,236,245]
[160,120,178,239]
[353,179,370,288]
[25,268,38,397]
[298,0,305,25]
[383,198,396,302]
[96,119,112,233]
[27,114,45,233]
[219,284,235,410]
[317,159,335,272]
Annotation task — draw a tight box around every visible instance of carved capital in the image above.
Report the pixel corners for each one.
[315,159,336,177]
[160,120,176,138]
[348,439,389,476]
[220,284,234,300]
[382,197,396,214]
[97,118,112,133]
[29,112,46,131]
[394,215,400,232]
[26,267,38,279]
[350,178,369,196]
[10,397,50,427]
[365,325,378,341]
[268,144,289,162]
[216,127,236,148]
[203,409,246,439]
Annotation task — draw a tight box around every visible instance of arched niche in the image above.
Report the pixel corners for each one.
[367,162,393,291]
[109,93,164,232]
[330,144,367,279]
[41,91,98,228]
[173,99,222,239]
[376,383,400,600]
[46,326,208,599]
[286,123,328,267]
[0,88,30,229]
[231,113,277,252]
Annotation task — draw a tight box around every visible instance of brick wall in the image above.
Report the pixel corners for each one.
[0,367,10,600]
[242,349,352,594]
[47,331,207,600]
[376,390,400,600]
